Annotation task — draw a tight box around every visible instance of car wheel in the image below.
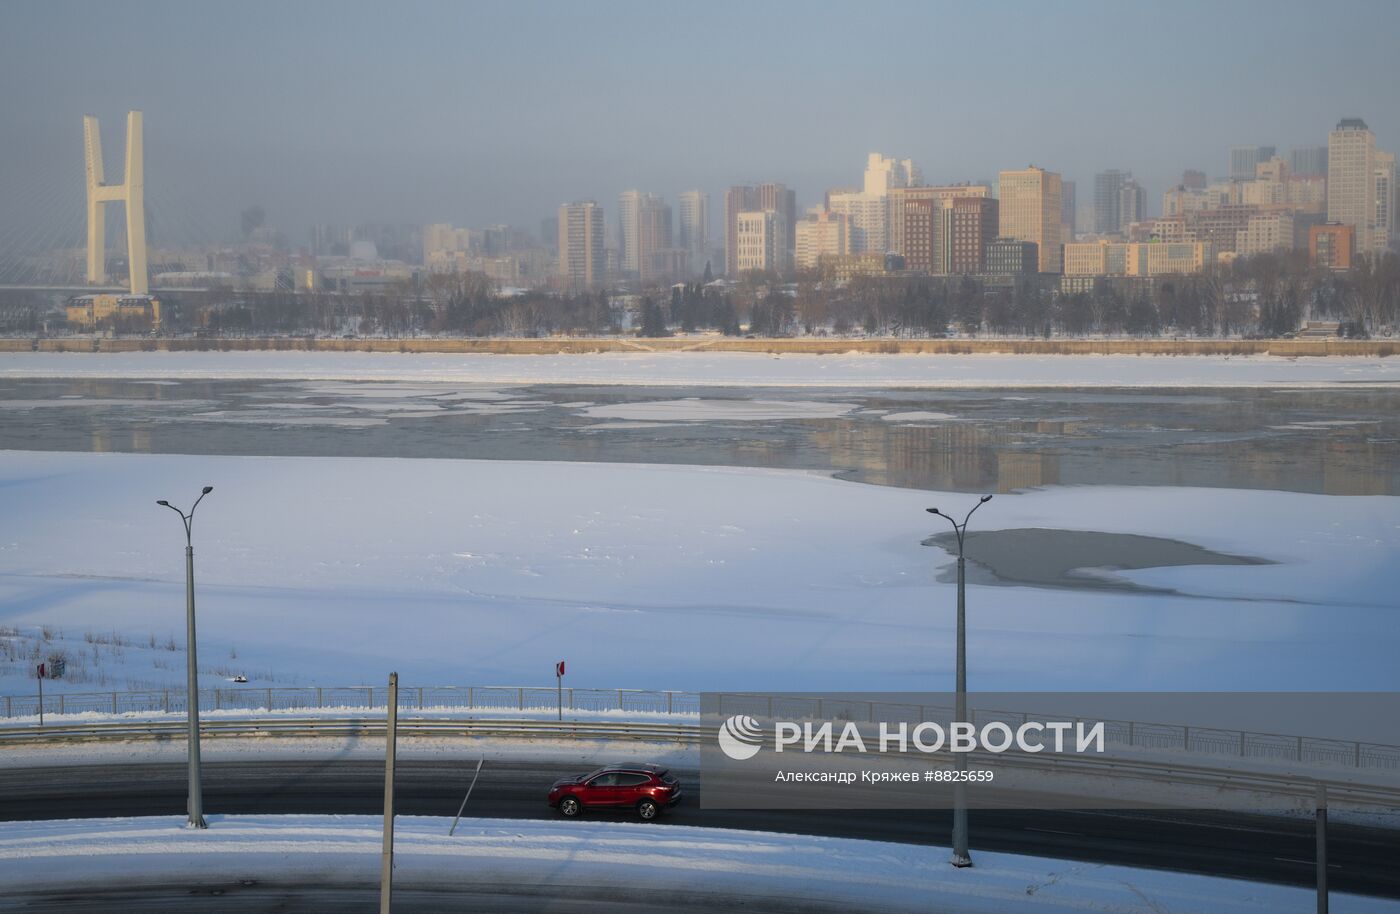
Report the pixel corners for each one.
[559,796,582,818]
[636,799,659,821]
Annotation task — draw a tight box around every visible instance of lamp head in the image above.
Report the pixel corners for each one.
[980,495,993,503]
[201,486,213,495]
[156,500,169,506]
[926,508,940,515]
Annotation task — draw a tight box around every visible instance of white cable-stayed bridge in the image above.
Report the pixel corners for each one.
[0,111,238,295]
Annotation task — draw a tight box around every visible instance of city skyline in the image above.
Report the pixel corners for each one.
[2,0,1400,243]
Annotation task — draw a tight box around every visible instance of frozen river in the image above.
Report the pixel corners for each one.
[1,376,1398,495]
[1,358,1396,694]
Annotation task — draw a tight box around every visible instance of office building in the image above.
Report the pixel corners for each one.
[1063,240,1209,276]
[890,183,992,263]
[901,197,938,273]
[1119,178,1147,229]
[1094,169,1129,234]
[1328,118,1387,253]
[1290,146,1329,179]
[947,197,999,274]
[999,166,1063,272]
[1061,180,1076,241]
[985,237,1038,275]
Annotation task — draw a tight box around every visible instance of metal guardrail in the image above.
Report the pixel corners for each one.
[0,685,698,719]
[4,684,1399,772]
[0,717,708,746]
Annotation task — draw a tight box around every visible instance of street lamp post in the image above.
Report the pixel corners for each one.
[158,486,213,829]
[927,494,992,868]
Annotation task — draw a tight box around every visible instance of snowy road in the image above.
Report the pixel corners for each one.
[1,758,1397,898]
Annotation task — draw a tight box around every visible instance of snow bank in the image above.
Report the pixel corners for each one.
[4,350,1400,388]
[1,814,1390,913]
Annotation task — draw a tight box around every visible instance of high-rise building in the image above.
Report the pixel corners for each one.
[901,197,938,273]
[794,211,850,271]
[618,190,643,275]
[1289,146,1329,179]
[1230,145,1276,182]
[827,190,889,254]
[863,153,921,196]
[1060,180,1076,240]
[1374,150,1395,252]
[999,166,1063,273]
[618,191,671,279]
[1329,118,1387,253]
[724,183,794,275]
[640,201,674,283]
[557,200,605,291]
[757,182,797,259]
[736,209,790,276]
[947,197,999,274]
[1119,179,1147,229]
[723,186,757,276]
[889,184,992,264]
[677,191,709,271]
[423,223,472,269]
[540,216,559,253]
[1182,169,1208,190]
[1093,170,1129,235]
[841,153,922,257]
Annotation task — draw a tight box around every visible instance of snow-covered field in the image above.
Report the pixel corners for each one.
[3,350,1400,387]
[1,450,1396,698]
[1,814,1392,914]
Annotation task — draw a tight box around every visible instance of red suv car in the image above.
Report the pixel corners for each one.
[548,763,682,820]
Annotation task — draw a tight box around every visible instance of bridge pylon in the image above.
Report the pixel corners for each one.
[84,111,148,296]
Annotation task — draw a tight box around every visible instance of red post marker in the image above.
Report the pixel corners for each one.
[555,660,566,721]
[36,663,46,728]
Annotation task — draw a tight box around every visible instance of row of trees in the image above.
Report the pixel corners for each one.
[17,250,1399,338]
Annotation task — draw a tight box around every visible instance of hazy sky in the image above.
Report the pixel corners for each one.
[3,0,1399,247]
